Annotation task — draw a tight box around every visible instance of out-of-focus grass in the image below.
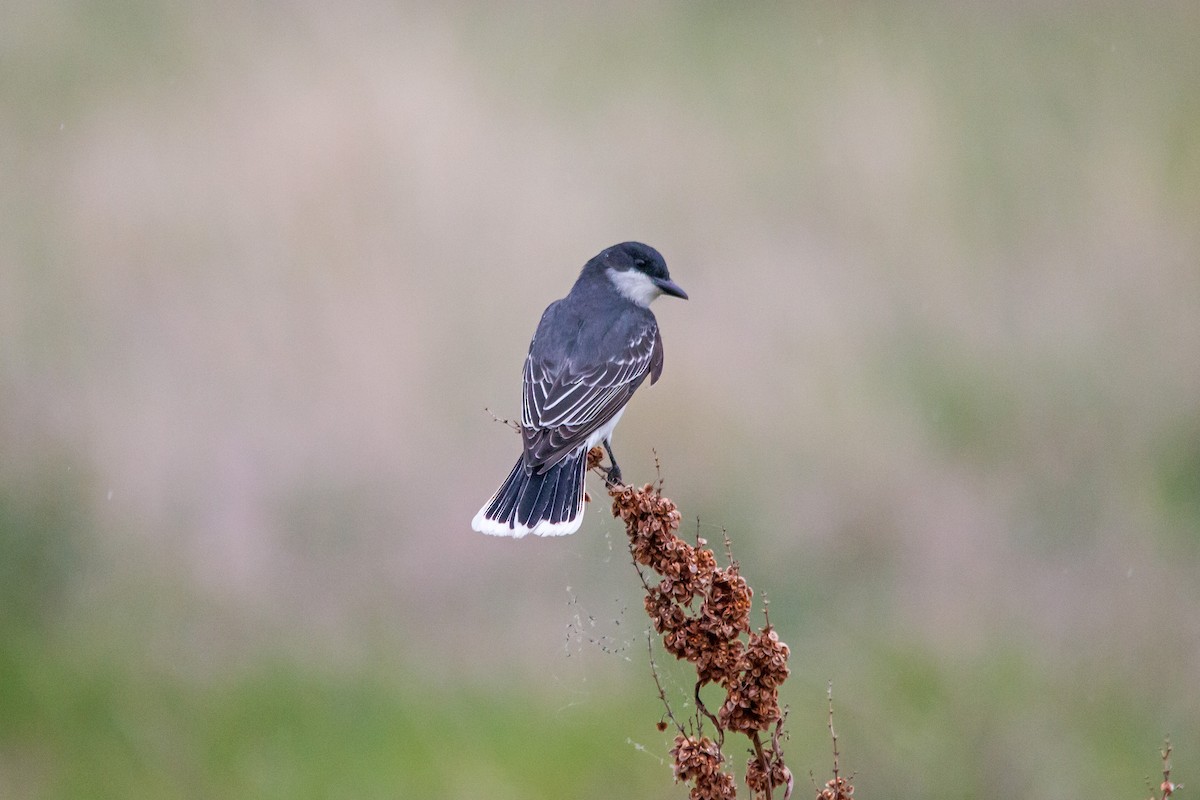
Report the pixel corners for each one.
[0,625,682,800]
[0,481,82,633]
[1,606,1184,799]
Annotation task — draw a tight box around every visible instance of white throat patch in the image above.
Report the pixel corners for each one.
[607,268,661,308]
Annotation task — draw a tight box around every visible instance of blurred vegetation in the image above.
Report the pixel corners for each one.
[0,476,83,633]
[0,634,683,799]
[2,1,1199,798]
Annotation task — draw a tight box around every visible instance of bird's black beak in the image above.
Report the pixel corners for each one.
[654,277,688,300]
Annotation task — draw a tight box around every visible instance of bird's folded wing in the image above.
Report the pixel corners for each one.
[521,322,662,470]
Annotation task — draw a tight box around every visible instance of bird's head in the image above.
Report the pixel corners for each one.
[599,242,688,308]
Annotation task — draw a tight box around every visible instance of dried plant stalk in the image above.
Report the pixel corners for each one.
[594,449,794,799]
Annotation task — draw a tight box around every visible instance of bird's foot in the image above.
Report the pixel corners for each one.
[605,464,623,487]
[602,440,623,487]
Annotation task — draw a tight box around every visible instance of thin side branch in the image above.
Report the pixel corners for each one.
[815,683,853,800]
[1148,738,1181,800]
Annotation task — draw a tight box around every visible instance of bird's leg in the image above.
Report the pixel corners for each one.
[603,439,623,486]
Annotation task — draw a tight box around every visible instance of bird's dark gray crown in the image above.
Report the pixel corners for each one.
[597,241,671,282]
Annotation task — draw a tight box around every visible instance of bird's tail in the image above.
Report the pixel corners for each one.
[471,450,587,537]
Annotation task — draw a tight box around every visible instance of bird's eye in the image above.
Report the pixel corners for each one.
[634,258,647,268]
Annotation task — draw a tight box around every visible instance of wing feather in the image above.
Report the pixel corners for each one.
[521,321,660,470]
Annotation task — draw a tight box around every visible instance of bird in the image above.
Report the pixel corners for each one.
[472,241,688,538]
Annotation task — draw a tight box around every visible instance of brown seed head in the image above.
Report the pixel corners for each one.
[745,746,793,797]
[817,776,854,800]
[669,734,737,800]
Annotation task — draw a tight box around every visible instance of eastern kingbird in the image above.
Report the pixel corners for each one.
[472,242,688,538]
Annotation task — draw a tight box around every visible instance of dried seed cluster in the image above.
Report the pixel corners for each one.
[670,734,738,800]
[745,746,793,798]
[816,777,854,800]
[606,469,793,799]
[719,627,790,734]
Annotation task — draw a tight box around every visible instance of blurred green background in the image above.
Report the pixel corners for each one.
[3,2,1198,798]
